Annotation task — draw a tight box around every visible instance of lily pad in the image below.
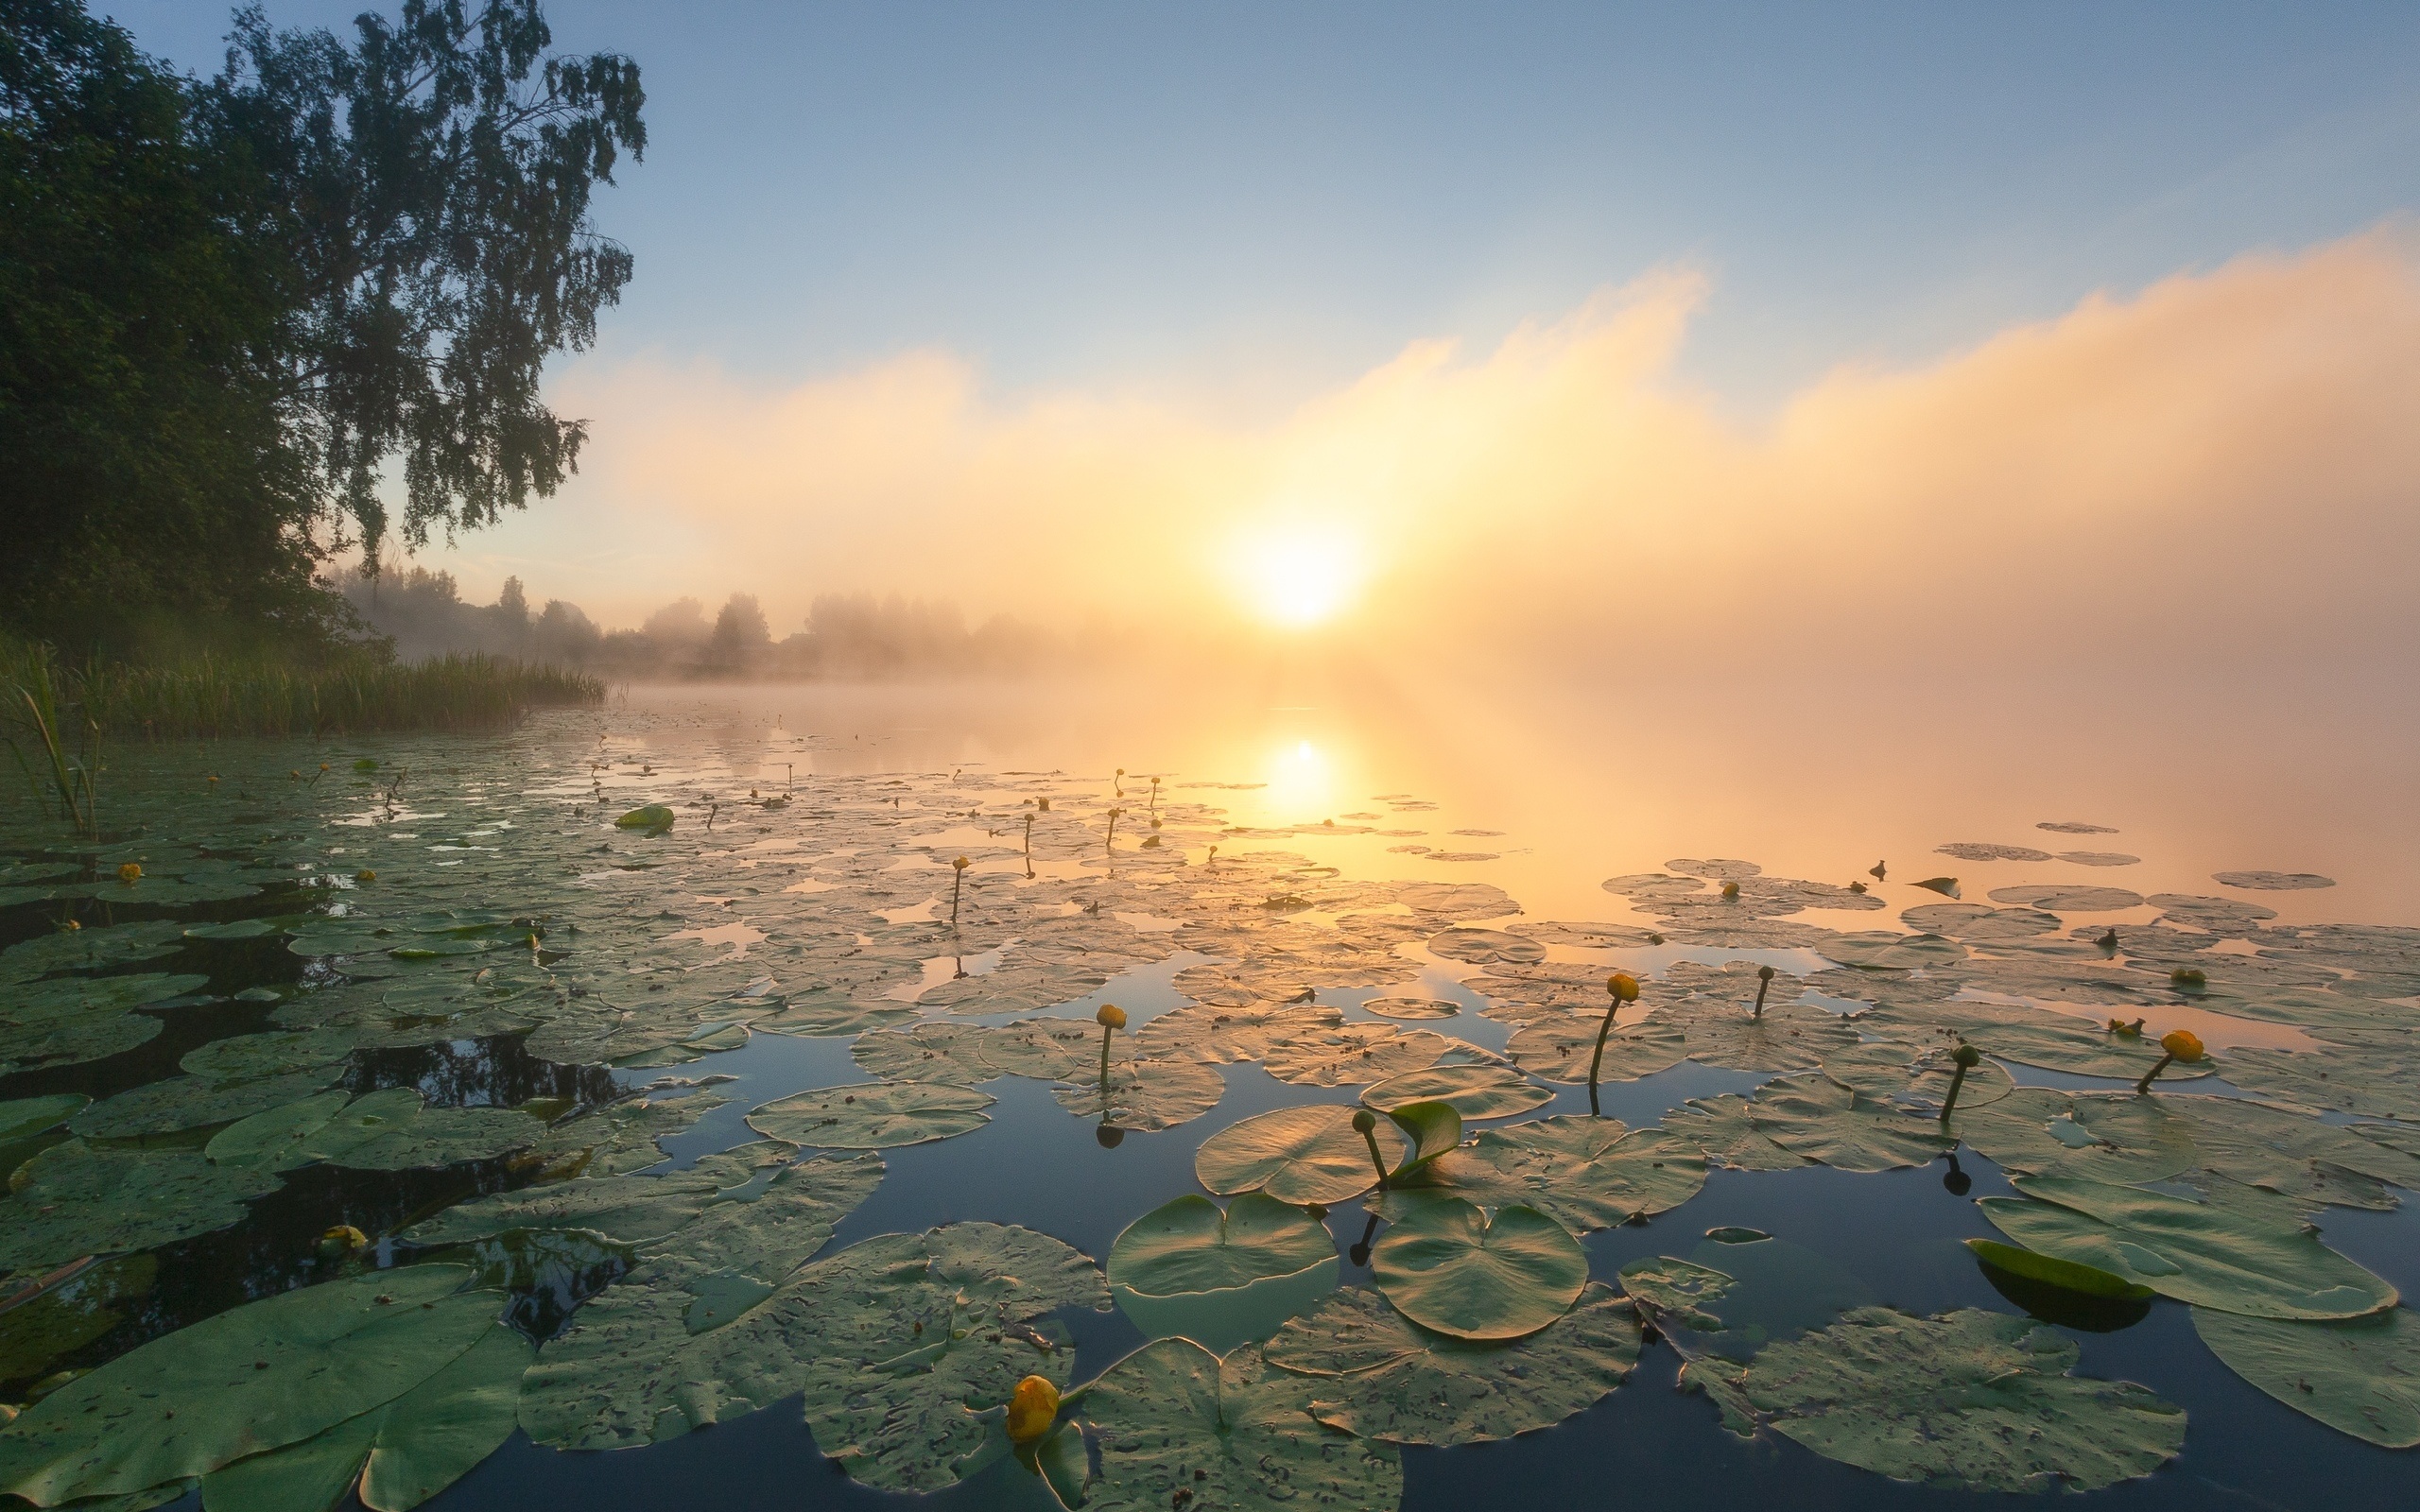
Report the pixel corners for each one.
[0,1266,499,1503]
[1109,1194,1340,1351]
[1945,1089,2199,1185]
[70,1071,345,1140]
[2168,1094,2420,1211]
[1979,1173,2398,1319]
[1051,1057,1225,1132]
[1262,1022,1448,1088]
[1425,927,1545,967]
[1748,1074,1954,1172]
[1989,885,2144,912]
[2192,1305,2420,1448]
[1659,1094,1809,1172]
[614,804,676,833]
[404,1143,805,1249]
[0,1093,89,1143]
[1196,1105,1407,1206]
[1371,1197,1586,1341]
[1381,1118,1704,1233]
[1263,1282,1639,1444]
[1081,1338,1402,1512]
[1359,996,1460,1021]
[1716,1306,2187,1491]
[1821,933,1968,971]
[2216,870,2335,891]
[0,1141,283,1269]
[1505,1015,1687,1084]
[1963,1239,2153,1299]
[746,1080,994,1148]
[1360,1062,1550,1120]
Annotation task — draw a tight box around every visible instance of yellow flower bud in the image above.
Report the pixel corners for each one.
[953,855,970,870]
[1721,880,1741,900]
[1006,1374,1060,1445]
[1097,1004,1127,1029]
[355,869,375,883]
[319,1224,368,1253]
[1607,972,1640,1004]
[2159,1029,2206,1063]
[117,863,142,884]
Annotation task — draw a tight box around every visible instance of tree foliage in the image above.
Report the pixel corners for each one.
[0,0,644,655]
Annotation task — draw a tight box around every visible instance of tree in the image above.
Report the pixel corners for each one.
[706,592,769,671]
[0,0,644,656]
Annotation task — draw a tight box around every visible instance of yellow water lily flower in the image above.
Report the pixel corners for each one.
[319,1224,368,1253]
[1097,1003,1127,1030]
[1006,1374,1060,1445]
[1607,972,1641,1004]
[2136,1028,2207,1094]
[117,863,142,884]
[355,869,375,883]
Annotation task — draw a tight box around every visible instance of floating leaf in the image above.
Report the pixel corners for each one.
[1716,1306,2187,1491]
[1081,1338,1402,1512]
[1359,996,1460,1021]
[2168,1094,2420,1211]
[614,804,675,832]
[404,1142,803,1249]
[2192,1305,2420,1448]
[2215,870,2336,891]
[1051,1057,1224,1132]
[1425,927,1545,967]
[1505,1015,1686,1084]
[1964,1239,2152,1299]
[0,1255,156,1384]
[1748,1074,1954,1172]
[1371,1197,1585,1341]
[0,1093,88,1144]
[1108,1194,1339,1351]
[1264,1282,1638,1444]
[1381,1117,1703,1234]
[0,1266,498,1503]
[746,1080,994,1148]
[1360,1062,1549,1120]
[1945,1088,2198,1184]
[1979,1173,2398,1319]
[70,1071,344,1140]
[1196,1105,1406,1206]
[1660,1094,1809,1172]
[0,1141,282,1269]
[1989,885,2144,911]
[1262,1022,1447,1088]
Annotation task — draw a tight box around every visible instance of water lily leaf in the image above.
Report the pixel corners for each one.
[1359,996,1459,1020]
[2215,870,2335,891]
[0,1141,283,1269]
[1965,1019,2211,1082]
[0,1266,498,1503]
[1505,1015,1687,1084]
[529,1091,730,1177]
[1261,1022,1448,1088]
[1675,1006,1858,1074]
[404,1142,801,1249]
[2222,1041,2420,1122]
[851,1020,1001,1084]
[746,1080,994,1148]
[1425,927,1545,966]
[1660,1094,1809,1172]
[1717,1306,2187,1491]
[1081,1338,1401,1512]
[1263,1282,1639,1444]
[0,1093,88,1144]
[205,1091,354,1169]
[1108,1194,1340,1350]
[1196,1105,1406,1206]
[2167,1094,2420,1211]
[1980,1174,2399,1319]
[1361,1062,1548,1120]
[1382,1118,1704,1234]
[748,994,918,1037]
[69,1071,344,1140]
[1989,885,2144,911]
[614,804,675,832]
[2192,1305,2420,1448]
[1821,933,1967,970]
[1111,1193,1335,1297]
[1371,1197,1585,1341]
[1964,1239,2153,1299]
[1051,1057,1224,1132]
[524,1222,1102,1495]
[180,1031,353,1083]
[1945,1088,2198,1184]
[1748,1074,1954,1172]
[198,1323,534,1512]
[0,1255,156,1384]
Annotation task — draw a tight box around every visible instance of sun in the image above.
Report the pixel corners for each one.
[1236,525,1364,627]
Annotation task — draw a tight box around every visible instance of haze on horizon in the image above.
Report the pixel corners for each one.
[116,2,2420,686]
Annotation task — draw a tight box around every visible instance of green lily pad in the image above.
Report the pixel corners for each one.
[1110,1193,1335,1297]
[404,1143,804,1250]
[2169,1095,2420,1211]
[1361,1062,1549,1121]
[1716,1306,2187,1491]
[0,1093,89,1143]
[1360,996,1460,1021]
[614,804,676,832]
[746,1080,994,1148]
[1748,1074,1954,1172]
[1945,1088,2199,1184]
[1505,1016,1687,1084]
[1051,1057,1225,1132]
[529,1091,731,1177]
[70,1071,344,1140]
[1964,1239,2153,1299]
[1821,933,1967,970]
[1659,1094,1809,1172]
[0,1255,156,1385]
[0,1266,499,1503]
[2222,1042,2420,1122]
[1979,1174,2399,1319]
[1990,885,2145,911]
[1371,1197,1586,1341]
[197,1323,534,1512]
[1196,1105,1407,1206]
[1966,1019,2212,1082]
[524,1222,1103,1495]
[851,1020,1001,1084]
[2192,1305,2420,1448]
[0,1141,283,1269]
[1820,1040,2014,1112]
[1080,1338,1402,1512]
[1676,1006,1858,1074]
[1108,1194,1340,1352]
[1262,1023,1448,1088]
[1426,927,1546,967]
[204,1091,356,1169]
[1263,1281,1639,1444]
[1381,1117,1704,1234]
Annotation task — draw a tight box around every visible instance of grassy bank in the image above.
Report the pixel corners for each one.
[2,639,605,741]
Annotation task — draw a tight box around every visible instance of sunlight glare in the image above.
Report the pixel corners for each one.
[1235,525,1364,627]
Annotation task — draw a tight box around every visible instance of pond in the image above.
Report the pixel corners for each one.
[1,669,2415,1512]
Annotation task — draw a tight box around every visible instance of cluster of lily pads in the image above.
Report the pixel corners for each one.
[0,721,2414,1511]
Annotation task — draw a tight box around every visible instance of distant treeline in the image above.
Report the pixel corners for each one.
[340,571,1059,679]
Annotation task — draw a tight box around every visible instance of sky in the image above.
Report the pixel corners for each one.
[111,2,2420,662]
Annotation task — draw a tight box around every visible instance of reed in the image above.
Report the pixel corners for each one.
[0,637,604,742]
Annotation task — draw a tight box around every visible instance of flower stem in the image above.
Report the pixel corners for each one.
[1587,1001,1618,1101]
[1938,1062,1968,1124]
[2135,1052,2174,1096]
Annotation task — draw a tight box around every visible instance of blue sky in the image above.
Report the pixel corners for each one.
[113,1,2420,415]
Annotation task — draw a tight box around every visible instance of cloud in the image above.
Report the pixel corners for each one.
[494,225,2420,681]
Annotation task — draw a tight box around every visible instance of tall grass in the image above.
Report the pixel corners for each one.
[0,638,604,742]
